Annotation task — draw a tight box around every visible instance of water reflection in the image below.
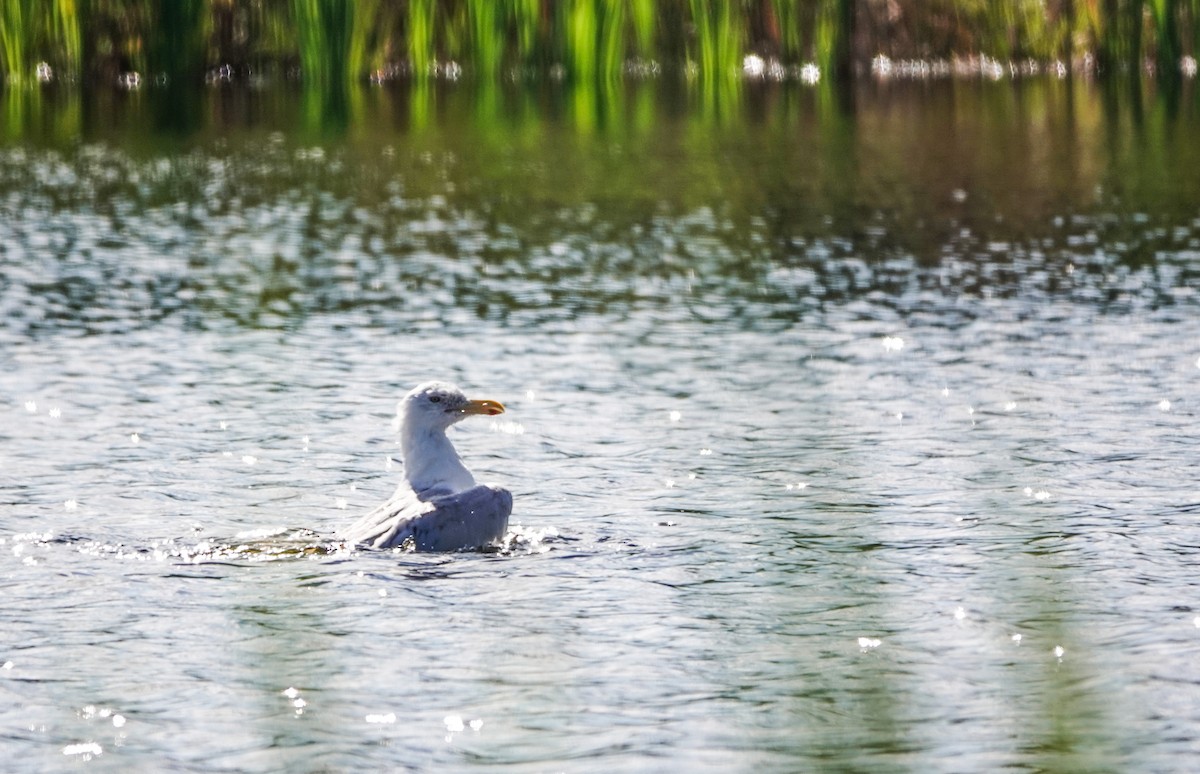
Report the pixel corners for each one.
[2,85,1190,331]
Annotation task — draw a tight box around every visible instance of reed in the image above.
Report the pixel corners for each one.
[464,0,503,79]
[561,0,634,81]
[1098,0,1146,71]
[1,1,1198,85]
[351,0,384,77]
[1149,0,1182,74]
[1,0,84,82]
[407,0,436,76]
[1195,0,1200,64]
[0,0,31,81]
[48,0,82,78]
[566,1,599,81]
[1194,0,1200,60]
[817,0,854,78]
[630,0,654,58]
[688,0,741,81]
[150,0,209,84]
[509,0,540,66]
[293,0,382,86]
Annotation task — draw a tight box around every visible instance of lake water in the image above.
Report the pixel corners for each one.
[3,77,1200,771]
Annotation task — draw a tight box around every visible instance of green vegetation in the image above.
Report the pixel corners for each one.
[1,1,1198,86]
[1,0,81,82]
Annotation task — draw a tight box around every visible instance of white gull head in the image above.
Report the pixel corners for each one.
[397,381,505,496]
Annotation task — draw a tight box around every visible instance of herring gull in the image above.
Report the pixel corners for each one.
[343,381,513,551]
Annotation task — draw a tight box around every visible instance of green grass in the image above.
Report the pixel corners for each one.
[1,1,1197,86]
[151,0,208,84]
[1,0,83,83]
[407,0,436,77]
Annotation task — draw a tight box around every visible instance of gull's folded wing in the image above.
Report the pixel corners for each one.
[344,484,512,551]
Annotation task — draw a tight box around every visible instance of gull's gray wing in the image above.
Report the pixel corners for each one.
[342,486,436,550]
[343,484,512,552]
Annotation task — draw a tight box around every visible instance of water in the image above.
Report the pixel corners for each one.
[2,78,1200,771]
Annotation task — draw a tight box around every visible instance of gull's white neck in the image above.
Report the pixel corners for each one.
[400,426,476,494]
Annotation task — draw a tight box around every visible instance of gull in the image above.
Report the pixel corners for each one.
[343,382,512,551]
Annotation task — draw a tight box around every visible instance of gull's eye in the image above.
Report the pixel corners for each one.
[428,395,442,404]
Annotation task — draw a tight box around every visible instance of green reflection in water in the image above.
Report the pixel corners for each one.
[1,84,80,143]
[1009,554,1125,771]
[2,76,1196,259]
[232,594,354,766]
[1,77,1198,294]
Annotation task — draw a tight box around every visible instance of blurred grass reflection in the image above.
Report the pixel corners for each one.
[5,75,1195,235]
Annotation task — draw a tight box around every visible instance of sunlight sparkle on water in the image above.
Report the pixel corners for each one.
[669,410,682,423]
[858,637,882,650]
[282,687,306,715]
[130,433,140,444]
[365,713,396,724]
[1053,645,1065,659]
[444,715,484,738]
[505,524,560,554]
[1012,634,1023,644]
[80,705,118,721]
[62,742,102,757]
[882,336,905,352]
[1158,400,1171,412]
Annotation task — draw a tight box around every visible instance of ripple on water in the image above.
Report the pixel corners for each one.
[4,133,1200,771]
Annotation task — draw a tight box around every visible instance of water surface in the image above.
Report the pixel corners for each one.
[2,78,1200,771]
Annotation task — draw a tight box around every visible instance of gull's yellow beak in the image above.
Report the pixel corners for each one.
[462,398,505,416]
